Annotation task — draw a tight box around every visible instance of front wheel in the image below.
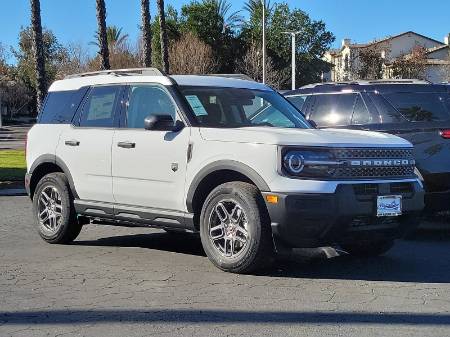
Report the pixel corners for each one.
[199,182,273,274]
[341,240,394,257]
[33,172,82,244]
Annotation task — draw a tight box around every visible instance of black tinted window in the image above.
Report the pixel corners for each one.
[39,88,87,124]
[351,95,372,125]
[79,86,121,127]
[287,95,307,111]
[310,94,356,126]
[367,93,404,123]
[126,85,177,128]
[383,92,450,122]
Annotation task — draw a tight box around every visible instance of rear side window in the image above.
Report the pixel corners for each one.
[287,95,307,111]
[79,86,122,127]
[383,92,450,122]
[39,88,88,124]
[310,93,356,127]
[367,93,404,123]
[351,95,372,125]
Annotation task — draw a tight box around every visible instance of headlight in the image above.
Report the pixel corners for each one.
[281,148,340,178]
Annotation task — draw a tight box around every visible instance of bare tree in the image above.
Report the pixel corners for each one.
[391,46,428,79]
[237,43,286,89]
[157,0,169,73]
[55,42,91,79]
[140,0,152,67]
[30,0,46,111]
[169,32,217,74]
[348,44,387,80]
[95,0,110,70]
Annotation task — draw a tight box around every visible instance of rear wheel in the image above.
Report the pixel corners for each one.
[199,182,273,273]
[33,172,82,244]
[341,240,394,257]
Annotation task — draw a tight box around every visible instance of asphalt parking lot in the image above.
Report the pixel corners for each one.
[1,196,450,337]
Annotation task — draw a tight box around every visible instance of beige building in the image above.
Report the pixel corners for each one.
[324,31,450,83]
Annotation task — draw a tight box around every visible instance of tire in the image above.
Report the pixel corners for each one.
[32,172,82,244]
[199,182,273,273]
[341,240,394,257]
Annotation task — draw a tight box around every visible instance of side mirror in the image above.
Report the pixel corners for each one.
[308,119,318,128]
[144,114,184,132]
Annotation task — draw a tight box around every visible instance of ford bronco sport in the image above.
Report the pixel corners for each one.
[26,68,424,273]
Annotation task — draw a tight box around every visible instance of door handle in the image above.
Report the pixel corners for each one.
[65,140,80,146]
[117,141,136,149]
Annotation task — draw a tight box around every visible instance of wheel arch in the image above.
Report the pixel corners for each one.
[186,160,271,229]
[29,155,78,200]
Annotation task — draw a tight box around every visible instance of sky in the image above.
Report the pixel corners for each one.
[0,0,449,63]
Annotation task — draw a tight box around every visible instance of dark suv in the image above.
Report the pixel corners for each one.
[285,80,450,212]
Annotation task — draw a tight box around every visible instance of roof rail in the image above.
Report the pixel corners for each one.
[365,78,431,84]
[300,78,431,88]
[65,67,165,79]
[203,74,255,81]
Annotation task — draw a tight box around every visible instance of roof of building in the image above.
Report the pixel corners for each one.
[426,44,449,54]
[328,31,446,56]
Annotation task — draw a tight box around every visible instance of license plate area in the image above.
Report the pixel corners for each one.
[377,195,402,217]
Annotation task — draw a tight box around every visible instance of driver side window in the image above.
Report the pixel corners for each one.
[126,85,177,128]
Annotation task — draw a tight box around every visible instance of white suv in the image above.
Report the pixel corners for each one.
[26,68,424,273]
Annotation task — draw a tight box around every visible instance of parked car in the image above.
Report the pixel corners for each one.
[26,69,424,273]
[285,79,450,213]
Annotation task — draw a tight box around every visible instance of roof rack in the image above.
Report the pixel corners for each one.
[204,74,255,81]
[300,78,431,89]
[65,67,165,79]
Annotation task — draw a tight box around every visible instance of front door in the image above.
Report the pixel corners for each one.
[112,84,190,211]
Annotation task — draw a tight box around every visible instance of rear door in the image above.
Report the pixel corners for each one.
[56,85,124,203]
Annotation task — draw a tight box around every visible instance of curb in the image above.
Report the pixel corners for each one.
[0,189,27,196]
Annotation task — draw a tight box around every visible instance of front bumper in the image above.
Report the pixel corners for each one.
[263,181,424,248]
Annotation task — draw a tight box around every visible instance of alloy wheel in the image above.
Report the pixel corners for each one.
[37,186,63,235]
[208,199,249,258]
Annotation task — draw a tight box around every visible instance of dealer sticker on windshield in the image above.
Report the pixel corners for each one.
[377,195,402,217]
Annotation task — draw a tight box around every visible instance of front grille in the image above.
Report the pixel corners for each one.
[334,148,413,159]
[331,148,415,179]
[349,216,399,230]
[353,184,379,196]
[335,166,415,179]
[390,182,414,194]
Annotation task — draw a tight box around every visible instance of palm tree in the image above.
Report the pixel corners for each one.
[244,0,273,18]
[30,0,46,112]
[214,0,243,32]
[157,0,169,74]
[92,26,129,52]
[95,0,110,69]
[140,0,152,67]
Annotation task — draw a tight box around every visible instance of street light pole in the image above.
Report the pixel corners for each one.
[282,31,301,90]
[262,0,266,84]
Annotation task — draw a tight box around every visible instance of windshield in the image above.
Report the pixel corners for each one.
[179,86,311,129]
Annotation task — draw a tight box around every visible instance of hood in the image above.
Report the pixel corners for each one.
[199,127,412,148]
